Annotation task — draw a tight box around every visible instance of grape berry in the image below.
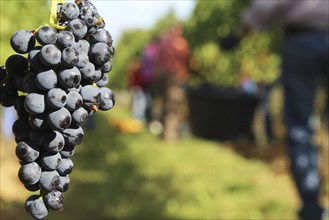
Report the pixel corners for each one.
[0,0,115,219]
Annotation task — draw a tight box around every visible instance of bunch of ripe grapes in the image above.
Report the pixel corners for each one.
[0,0,115,219]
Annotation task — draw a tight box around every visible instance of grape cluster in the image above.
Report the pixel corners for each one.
[0,0,115,219]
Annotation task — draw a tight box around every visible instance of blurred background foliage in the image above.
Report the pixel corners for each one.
[184,0,283,87]
[109,0,283,90]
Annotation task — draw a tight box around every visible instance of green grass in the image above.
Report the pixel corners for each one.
[1,93,300,220]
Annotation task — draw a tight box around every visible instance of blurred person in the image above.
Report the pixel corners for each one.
[152,24,190,141]
[257,79,277,145]
[127,58,147,121]
[219,0,329,219]
[140,37,161,125]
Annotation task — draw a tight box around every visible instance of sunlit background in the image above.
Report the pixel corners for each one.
[1,0,328,220]
[93,0,195,44]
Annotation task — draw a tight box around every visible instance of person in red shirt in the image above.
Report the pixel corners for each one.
[126,58,148,121]
[152,24,190,141]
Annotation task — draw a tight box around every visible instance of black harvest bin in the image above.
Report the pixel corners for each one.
[187,85,260,141]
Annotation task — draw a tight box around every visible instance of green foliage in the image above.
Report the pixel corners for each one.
[185,0,248,48]
[0,0,49,64]
[185,0,283,87]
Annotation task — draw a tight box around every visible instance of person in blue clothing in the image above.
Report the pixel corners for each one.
[220,0,329,219]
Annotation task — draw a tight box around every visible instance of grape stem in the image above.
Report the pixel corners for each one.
[90,105,98,112]
[39,189,47,198]
[49,0,66,30]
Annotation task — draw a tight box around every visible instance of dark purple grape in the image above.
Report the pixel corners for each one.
[46,88,67,110]
[28,113,49,130]
[40,44,61,66]
[57,158,73,175]
[61,47,79,68]
[29,129,48,146]
[23,71,40,93]
[14,95,29,117]
[29,49,49,72]
[79,0,98,11]
[35,69,57,91]
[44,191,64,211]
[72,39,90,54]
[68,18,88,40]
[99,87,115,111]
[15,140,40,164]
[15,75,25,92]
[60,144,75,158]
[56,31,75,49]
[28,46,42,62]
[36,26,57,45]
[10,29,35,54]
[93,69,102,82]
[58,67,81,89]
[40,152,62,171]
[25,195,49,220]
[48,107,72,131]
[0,83,18,107]
[91,29,113,46]
[71,107,88,126]
[24,183,40,192]
[24,93,45,115]
[58,175,70,192]
[81,62,101,82]
[65,91,83,111]
[5,54,29,76]
[80,6,99,27]
[44,131,65,153]
[96,72,109,87]
[18,162,42,185]
[62,126,84,146]
[60,2,80,21]
[80,85,100,108]
[76,52,89,69]
[25,195,39,212]
[39,170,60,192]
[12,117,31,140]
[101,61,112,73]
[88,42,112,67]
[80,61,94,79]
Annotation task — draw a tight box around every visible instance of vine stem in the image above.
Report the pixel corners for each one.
[49,0,66,30]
